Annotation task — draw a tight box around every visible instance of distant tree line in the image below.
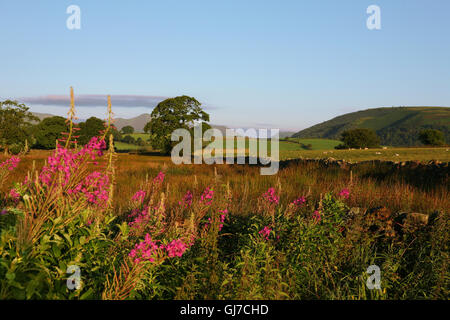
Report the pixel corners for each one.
[335,127,446,149]
[0,97,208,155]
[0,100,124,154]
[377,126,449,147]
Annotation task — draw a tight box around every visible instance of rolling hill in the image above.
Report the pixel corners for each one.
[114,114,151,131]
[292,107,450,146]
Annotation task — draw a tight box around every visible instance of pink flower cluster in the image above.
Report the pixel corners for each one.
[204,208,228,232]
[153,171,165,184]
[84,137,107,158]
[292,196,306,207]
[200,187,214,205]
[259,226,272,240]
[313,210,321,223]
[338,188,350,199]
[165,239,188,258]
[132,190,146,203]
[218,209,228,231]
[128,206,151,229]
[129,234,160,263]
[39,137,106,186]
[128,202,165,233]
[262,187,279,204]
[179,190,193,208]
[0,156,20,171]
[67,171,110,207]
[9,189,20,202]
[129,234,189,263]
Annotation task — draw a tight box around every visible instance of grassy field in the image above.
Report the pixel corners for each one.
[115,136,341,153]
[114,141,144,151]
[128,133,151,140]
[280,147,450,162]
[282,137,341,150]
[114,134,450,163]
[114,133,152,151]
[114,135,449,162]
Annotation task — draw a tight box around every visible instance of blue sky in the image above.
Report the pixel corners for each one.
[1,0,449,131]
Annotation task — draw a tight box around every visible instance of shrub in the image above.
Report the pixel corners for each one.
[419,129,445,146]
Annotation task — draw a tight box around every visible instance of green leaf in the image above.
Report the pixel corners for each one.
[80,288,94,300]
[6,271,15,281]
[52,244,61,258]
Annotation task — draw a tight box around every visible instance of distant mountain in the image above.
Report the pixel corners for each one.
[114,114,151,132]
[279,131,296,139]
[292,107,450,146]
[32,112,55,122]
[210,124,229,135]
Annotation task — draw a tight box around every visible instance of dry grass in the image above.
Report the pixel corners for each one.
[2,150,448,217]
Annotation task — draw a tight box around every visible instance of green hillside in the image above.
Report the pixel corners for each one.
[292,107,450,146]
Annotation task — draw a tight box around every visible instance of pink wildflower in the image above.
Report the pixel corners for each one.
[128,203,165,232]
[292,196,306,207]
[129,234,161,264]
[203,208,228,231]
[179,190,193,208]
[9,189,20,202]
[39,137,106,186]
[313,210,321,223]
[259,226,272,240]
[218,209,228,231]
[338,188,350,199]
[262,187,279,204]
[153,171,165,184]
[0,156,20,171]
[68,171,110,207]
[200,187,214,205]
[132,190,146,203]
[165,239,188,258]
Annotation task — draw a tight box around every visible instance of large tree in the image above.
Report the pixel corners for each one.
[337,128,380,149]
[144,96,210,154]
[0,100,38,153]
[121,125,135,134]
[77,117,106,145]
[34,116,68,149]
[77,117,121,146]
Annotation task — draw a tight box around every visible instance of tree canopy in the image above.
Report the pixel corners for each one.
[0,100,38,152]
[33,116,68,149]
[77,117,107,145]
[336,128,380,149]
[144,96,210,154]
[121,125,135,134]
[418,129,445,146]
